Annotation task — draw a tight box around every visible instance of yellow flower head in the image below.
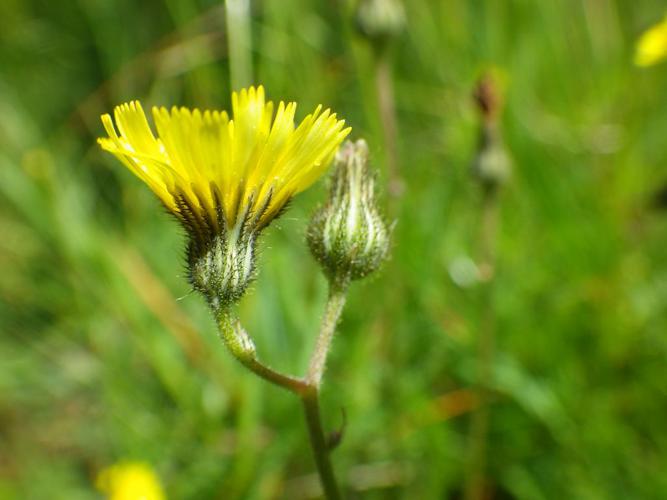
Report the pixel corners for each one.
[635,14,667,67]
[99,86,350,233]
[96,461,166,500]
[98,86,350,308]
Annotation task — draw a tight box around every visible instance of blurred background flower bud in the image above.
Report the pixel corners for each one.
[355,0,406,47]
[471,128,512,188]
[308,139,390,284]
[471,73,512,189]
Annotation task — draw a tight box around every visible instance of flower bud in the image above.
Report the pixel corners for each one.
[355,0,406,46]
[307,139,390,284]
[471,123,511,188]
[471,74,512,188]
[186,203,259,312]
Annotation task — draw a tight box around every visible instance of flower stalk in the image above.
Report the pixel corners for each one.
[355,0,406,200]
[464,187,500,500]
[225,0,253,89]
[216,282,349,500]
[217,309,309,394]
[306,280,349,388]
[302,388,342,500]
[301,281,350,500]
[464,73,511,500]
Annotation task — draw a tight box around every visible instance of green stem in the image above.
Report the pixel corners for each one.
[217,310,308,394]
[464,186,500,500]
[225,0,253,89]
[306,282,349,388]
[215,278,349,499]
[302,390,342,500]
[300,280,349,499]
[374,47,402,202]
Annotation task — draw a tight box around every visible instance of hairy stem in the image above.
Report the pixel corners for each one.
[300,280,349,499]
[306,282,349,388]
[217,310,308,394]
[216,278,349,499]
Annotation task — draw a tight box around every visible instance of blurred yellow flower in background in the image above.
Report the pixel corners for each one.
[98,86,350,233]
[96,461,166,500]
[635,14,667,67]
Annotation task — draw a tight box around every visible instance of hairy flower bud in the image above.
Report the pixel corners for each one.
[307,140,390,283]
[187,206,259,312]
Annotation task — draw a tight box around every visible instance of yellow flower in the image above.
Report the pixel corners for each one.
[96,461,166,500]
[635,15,667,67]
[98,86,351,233]
[98,86,351,308]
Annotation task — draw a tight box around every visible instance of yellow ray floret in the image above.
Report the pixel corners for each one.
[635,14,667,67]
[98,86,351,231]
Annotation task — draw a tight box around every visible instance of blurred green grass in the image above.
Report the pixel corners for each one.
[1,0,667,498]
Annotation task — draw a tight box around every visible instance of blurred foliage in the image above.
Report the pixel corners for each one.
[1,0,667,498]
